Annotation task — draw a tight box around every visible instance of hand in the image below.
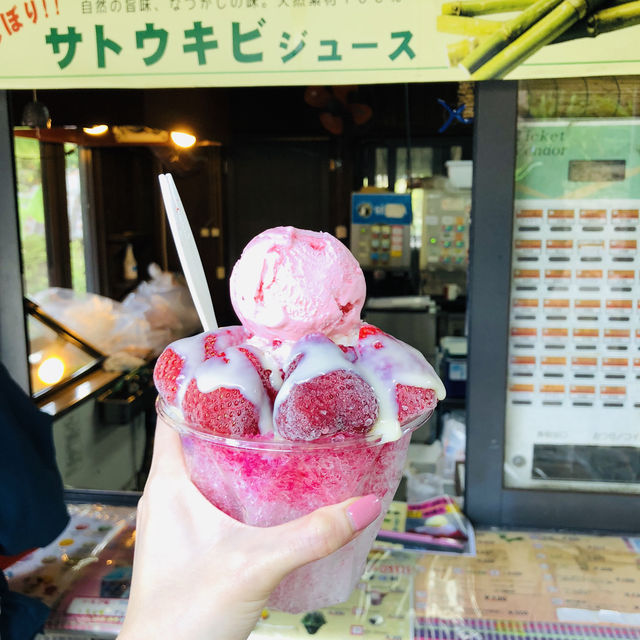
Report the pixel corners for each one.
[118,418,381,640]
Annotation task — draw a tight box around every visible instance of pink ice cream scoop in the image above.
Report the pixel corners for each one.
[229,226,366,342]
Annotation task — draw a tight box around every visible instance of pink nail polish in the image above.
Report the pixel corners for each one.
[347,494,381,531]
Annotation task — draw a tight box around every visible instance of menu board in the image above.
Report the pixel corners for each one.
[504,119,640,493]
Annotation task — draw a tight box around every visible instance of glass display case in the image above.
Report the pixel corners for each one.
[25,298,104,400]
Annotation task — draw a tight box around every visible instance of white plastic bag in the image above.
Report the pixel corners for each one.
[406,471,445,504]
[437,410,466,481]
[122,263,199,337]
[32,264,200,358]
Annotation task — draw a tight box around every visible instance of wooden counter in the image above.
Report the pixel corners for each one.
[36,368,122,418]
[6,503,640,640]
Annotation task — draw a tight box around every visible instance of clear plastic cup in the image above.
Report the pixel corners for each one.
[157,397,431,613]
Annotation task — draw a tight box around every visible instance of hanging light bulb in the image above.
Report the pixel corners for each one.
[83,124,109,135]
[170,130,196,148]
[21,89,51,129]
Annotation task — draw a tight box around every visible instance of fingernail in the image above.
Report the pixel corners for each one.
[347,494,381,531]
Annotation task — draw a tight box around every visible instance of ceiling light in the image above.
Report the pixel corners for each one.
[170,130,196,148]
[84,124,109,135]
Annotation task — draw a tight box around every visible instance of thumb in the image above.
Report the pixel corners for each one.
[262,494,382,579]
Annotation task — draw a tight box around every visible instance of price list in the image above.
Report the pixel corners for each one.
[504,199,640,492]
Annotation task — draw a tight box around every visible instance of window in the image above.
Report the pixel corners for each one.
[14,136,47,297]
[14,134,89,296]
[65,144,87,292]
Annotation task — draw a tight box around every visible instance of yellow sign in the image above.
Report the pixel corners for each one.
[1,0,639,88]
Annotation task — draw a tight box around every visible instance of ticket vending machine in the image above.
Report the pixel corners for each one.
[504,118,640,495]
[465,82,639,533]
[350,192,412,270]
[504,118,640,492]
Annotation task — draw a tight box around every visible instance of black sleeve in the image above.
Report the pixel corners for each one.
[0,572,51,640]
[0,361,69,555]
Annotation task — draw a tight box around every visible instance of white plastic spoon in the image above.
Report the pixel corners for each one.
[158,173,218,332]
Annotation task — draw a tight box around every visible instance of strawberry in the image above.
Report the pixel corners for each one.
[275,369,379,441]
[182,379,260,438]
[396,386,438,425]
[358,323,385,339]
[358,323,439,426]
[203,326,251,361]
[153,348,184,405]
[274,334,378,441]
[338,344,358,363]
[180,341,278,438]
[154,326,250,405]
[358,323,386,349]
[238,346,279,403]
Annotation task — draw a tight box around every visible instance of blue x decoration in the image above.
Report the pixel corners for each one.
[437,98,473,133]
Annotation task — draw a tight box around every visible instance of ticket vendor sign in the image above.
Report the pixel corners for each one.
[1,1,640,88]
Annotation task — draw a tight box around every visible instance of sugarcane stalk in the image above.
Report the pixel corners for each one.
[441,0,535,15]
[436,14,505,35]
[447,37,481,65]
[553,0,640,41]
[470,0,610,80]
[588,0,640,33]
[460,0,565,72]
[551,17,592,39]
